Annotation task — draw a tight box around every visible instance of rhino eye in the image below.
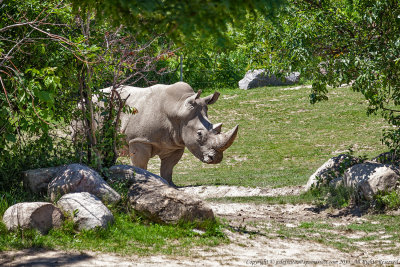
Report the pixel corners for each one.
[197,131,202,137]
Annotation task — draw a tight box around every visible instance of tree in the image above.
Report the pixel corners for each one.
[0,0,173,189]
[70,20,173,169]
[258,0,400,153]
[0,0,82,190]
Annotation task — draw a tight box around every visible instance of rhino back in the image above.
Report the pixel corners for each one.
[120,82,194,149]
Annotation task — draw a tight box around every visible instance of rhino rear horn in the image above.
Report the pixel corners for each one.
[215,125,239,152]
[213,123,223,134]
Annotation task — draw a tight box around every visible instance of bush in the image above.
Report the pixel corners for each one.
[0,135,77,192]
[374,190,400,211]
[310,184,355,209]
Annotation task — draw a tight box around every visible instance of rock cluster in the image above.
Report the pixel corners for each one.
[306,153,400,201]
[3,164,214,234]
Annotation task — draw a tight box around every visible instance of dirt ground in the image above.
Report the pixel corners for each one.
[1,186,399,266]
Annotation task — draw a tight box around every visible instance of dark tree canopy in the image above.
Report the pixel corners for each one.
[71,0,283,42]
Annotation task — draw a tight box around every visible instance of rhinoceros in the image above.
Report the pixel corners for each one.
[100,82,238,186]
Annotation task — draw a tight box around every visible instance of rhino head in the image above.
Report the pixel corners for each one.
[178,89,239,164]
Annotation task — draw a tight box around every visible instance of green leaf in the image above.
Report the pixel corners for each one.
[37,91,53,102]
[5,133,16,143]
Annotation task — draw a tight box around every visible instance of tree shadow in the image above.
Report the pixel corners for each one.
[305,204,368,218]
[0,248,93,267]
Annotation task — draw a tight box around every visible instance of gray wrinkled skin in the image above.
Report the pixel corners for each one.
[102,82,239,186]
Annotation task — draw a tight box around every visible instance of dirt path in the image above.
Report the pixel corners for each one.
[1,186,399,266]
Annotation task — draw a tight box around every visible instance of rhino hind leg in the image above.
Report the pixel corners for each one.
[129,142,152,170]
[160,149,184,187]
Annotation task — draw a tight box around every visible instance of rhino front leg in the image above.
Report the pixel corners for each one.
[129,141,152,170]
[160,149,184,187]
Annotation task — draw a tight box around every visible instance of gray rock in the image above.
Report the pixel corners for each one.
[306,154,362,190]
[238,69,300,90]
[127,166,214,224]
[2,202,64,234]
[23,166,65,194]
[343,163,400,200]
[107,165,169,186]
[48,164,121,204]
[57,192,114,230]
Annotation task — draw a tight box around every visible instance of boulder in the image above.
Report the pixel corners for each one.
[23,166,65,194]
[107,164,169,186]
[238,69,300,90]
[2,202,64,234]
[127,166,214,224]
[306,154,362,190]
[48,163,121,204]
[57,192,114,230]
[343,162,400,200]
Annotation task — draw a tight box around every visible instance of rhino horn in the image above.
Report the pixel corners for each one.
[213,123,222,134]
[215,125,239,152]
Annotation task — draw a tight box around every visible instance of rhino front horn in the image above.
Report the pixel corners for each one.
[216,125,239,152]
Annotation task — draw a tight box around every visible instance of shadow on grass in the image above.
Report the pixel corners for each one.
[305,204,368,218]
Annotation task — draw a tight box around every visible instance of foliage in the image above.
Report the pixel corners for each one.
[0,1,175,190]
[309,184,355,209]
[70,22,173,169]
[180,35,249,89]
[0,0,80,190]
[258,0,400,151]
[374,190,400,211]
[71,0,283,44]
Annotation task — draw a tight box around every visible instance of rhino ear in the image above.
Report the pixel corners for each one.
[185,90,202,109]
[203,91,220,105]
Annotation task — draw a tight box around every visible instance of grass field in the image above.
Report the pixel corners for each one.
[132,84,387,188]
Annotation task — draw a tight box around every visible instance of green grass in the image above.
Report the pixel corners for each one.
[0,203,226,255]
[128,85,387,187]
